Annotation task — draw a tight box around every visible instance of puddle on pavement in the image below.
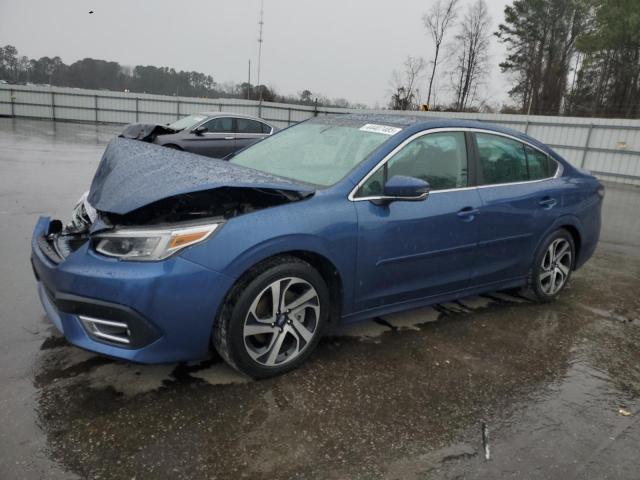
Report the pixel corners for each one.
[31,291,519,397]
[30,251,640,479]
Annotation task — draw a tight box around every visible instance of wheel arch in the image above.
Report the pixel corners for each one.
[286,250,343,323]
[536,215,584,270]
[163,143,183,150]
[219,247,346,325]
[560,224,582,267]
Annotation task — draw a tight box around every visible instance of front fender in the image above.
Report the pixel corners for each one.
[223,233,345,279]
[180,194,359,315]
[222,233,355,316]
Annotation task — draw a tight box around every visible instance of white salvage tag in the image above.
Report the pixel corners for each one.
[359,124,402,136]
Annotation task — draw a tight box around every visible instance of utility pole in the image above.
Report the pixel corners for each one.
[256,0,264,102]
[247,59,251,100]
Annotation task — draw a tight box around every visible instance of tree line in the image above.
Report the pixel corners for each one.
[0,46,364,109]
[1,0,638,118]
[391,0,639,118]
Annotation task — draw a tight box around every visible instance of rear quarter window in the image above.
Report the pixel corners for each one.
[524,145,556,179]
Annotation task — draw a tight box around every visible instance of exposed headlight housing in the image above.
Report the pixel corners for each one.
[93,223,220,261]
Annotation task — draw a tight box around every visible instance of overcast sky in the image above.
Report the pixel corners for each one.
[0,0,512,107]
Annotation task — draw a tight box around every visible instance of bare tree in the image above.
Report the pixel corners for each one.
[452,0,492,111]
[389,56,426,110]
[423,0,460,108]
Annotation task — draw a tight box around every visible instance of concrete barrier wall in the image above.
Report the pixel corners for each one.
[1,84,639,185]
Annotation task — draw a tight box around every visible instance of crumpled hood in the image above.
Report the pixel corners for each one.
[120,123,176,142]
[87,138,314,215]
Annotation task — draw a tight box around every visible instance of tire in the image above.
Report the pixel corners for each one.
[212,256,329,379]
[525,228,575,303]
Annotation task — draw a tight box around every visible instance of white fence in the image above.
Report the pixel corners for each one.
[1,84,639,185]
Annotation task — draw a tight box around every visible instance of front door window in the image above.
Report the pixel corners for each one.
[200,117,234,134]
[357,131,468,197]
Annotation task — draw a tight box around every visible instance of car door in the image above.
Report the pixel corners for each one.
[352,130,482,312]
[235,117,272,152]
[471,132,563,286]
[181,116,236,158]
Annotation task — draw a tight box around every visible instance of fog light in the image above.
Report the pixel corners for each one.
[79,315,131,345]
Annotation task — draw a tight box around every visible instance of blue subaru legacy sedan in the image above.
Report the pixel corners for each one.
[31,114,603,378]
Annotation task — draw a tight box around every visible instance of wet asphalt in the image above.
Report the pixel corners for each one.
[0,118,639,479]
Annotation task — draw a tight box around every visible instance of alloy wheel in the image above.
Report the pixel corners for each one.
[242,277,320,367]
[539,238,572,295]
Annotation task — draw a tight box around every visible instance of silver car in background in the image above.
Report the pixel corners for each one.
[122,112,277,159]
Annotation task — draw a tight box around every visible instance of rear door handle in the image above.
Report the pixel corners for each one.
[224,136,235,140]
[457,206,480,221]
[539,197,557,209]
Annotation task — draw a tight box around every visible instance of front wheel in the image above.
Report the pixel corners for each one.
[527,229,575,302]
[213,256,329,379]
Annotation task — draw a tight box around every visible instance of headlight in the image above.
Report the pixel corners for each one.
[93,223,220,261]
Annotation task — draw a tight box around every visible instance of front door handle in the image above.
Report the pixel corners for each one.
[457,206,480,222]
[539,197,557,209]
[224,136,234,140]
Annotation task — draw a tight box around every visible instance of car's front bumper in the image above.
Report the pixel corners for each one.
[31,216,235,363]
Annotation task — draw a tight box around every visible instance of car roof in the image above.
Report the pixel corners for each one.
[335,113,515,134]
[328,113,550,154]
[198,111,271,122]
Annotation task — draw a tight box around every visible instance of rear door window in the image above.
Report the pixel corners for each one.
[475,133,528,185]
[236,118,265,134]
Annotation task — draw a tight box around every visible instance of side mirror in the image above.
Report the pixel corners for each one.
[193,125,207,136]
[378,175,430,203]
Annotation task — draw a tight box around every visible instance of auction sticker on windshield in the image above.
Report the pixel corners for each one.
[359,124,402,136]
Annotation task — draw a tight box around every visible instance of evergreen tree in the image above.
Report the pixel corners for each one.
[496,0,589,115]
[570,0,640,117]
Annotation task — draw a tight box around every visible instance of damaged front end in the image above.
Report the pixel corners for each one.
[101,186,306,227]
[35,219,87,265]
[35,191,95,264]
[48,186,303,263]
[30,137,315,360]
[36,137,314,264]
[120,123,177,143]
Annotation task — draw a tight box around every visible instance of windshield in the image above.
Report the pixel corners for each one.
[230,121,394,186]
[167,114,208,131]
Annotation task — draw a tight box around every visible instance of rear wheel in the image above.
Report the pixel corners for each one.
[213,256,329,378]
[526,229,575,302]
